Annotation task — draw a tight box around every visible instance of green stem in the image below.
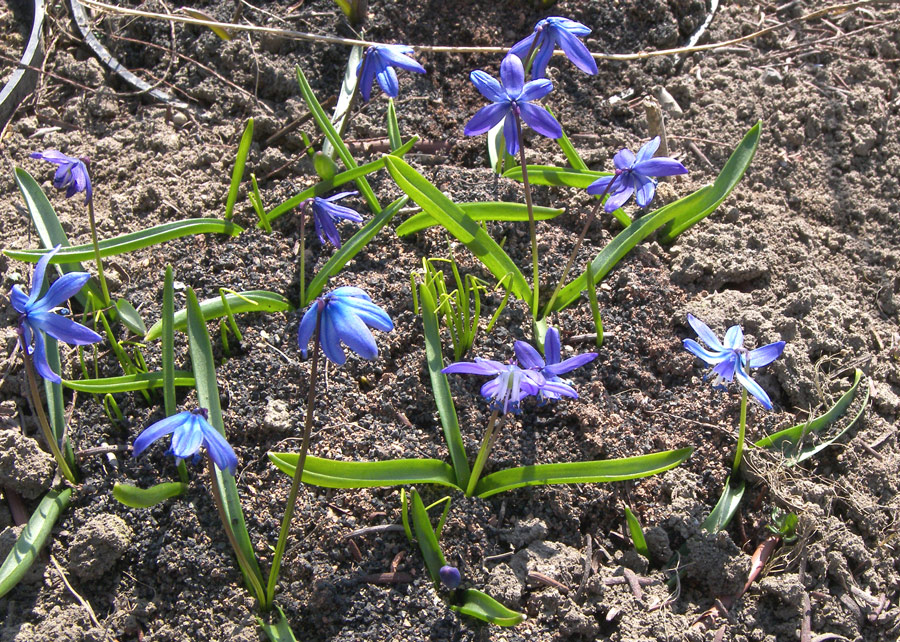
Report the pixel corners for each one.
[86,201,111,308]
[299,204,308,306]
[265,303,323,606]
[732,371,749,478]
[465,409,501,497]
[514,113,539,319]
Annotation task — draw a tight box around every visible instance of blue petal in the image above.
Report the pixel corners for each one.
[133,411,191,457]
[358,51,378,101]
[10,285,29,313]
[603,182,635,212]
[319,309,347,365]
[338,297,394,332]
[748,341,785,368]
[546,17,591,36]
[314,208,342,247]
[27,245,61,307]
[442,358,505,375]
[723,325,744,350]
[296,303,319,357]
[711,353,739,382]
[634,157,689,177]
[331,286,371,300]
[586,174,615,196]
[171,415,204,458]
[519,79,554,102]
[635,137,660,163]
[613,148,636,170]
[200,419,238,475]
[544,327,561,365]
[687,314,724,351]
[541,379,579,399]
[530,40,554,79]
[736,368,774,410]
[503,113,520,156]
[500,55,524,97]
[514,340,545,369]
[377,45,426,74]
[519,102,562,140]
[683,338,728,365]
[324,190,358,202]
[30,331,60,383]
[633,174,657,208]
[470,70,506,103]
[465,103,510,137]
[544,352,597,376]
[376,63,400,98]
[330,300,379,360]
[508,33,536,60]
[30,272,91,314]
[555,27,597,74]
[32,312,102,345]
[321,203,362,222]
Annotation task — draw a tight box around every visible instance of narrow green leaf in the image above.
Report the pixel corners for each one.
[225,118,254,219]
[268,453,461,490]
[400,488,413,542]
[487,121,516,174]
[116,299,147,336]
[322,45,362,159]
[502,164,605,188]
[6,219,243,264]
[396,202,563,236]
[145,290,293,341]
[451,589,527,627]
[473,448,693,499]
[701,477,745,534]
[304,196,407,304]
[162,266,176,416]
[313,152,339,180]
[553,114,589,171]
[258,606,299,642]
[295,65,381,213]
[42,337,66,445]
[624,506,649,558]
[386,98,402,151]
[420,282,470,489]
[384,156,532,304]
[62,370,195,394]
[113,482,187,508]
[409,489,446,584]
[0,488,72,599]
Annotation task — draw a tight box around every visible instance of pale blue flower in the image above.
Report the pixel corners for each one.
[514,327,597,400]
[133,408,238,475]
[31,150,92,204]
[304,191,363,248]
[442,358,543,415]
[10,245,102,383]
[357,45,426,102]
[509,16,598,79]
[683,314,785,410]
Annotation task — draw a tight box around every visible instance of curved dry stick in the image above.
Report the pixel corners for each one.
[0,0,46,130]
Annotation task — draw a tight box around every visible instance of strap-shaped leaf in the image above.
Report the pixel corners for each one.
[304,195,407,305]
[386,98,402,151]
[451,589,527,627]
[225,118,254,219]
[62,370,195,393]
[5,219,243,264]
[162,266,177,416]
[322,45,362,160]
[0,488,72,599]
[116,299,147,336]
[473,448,693,498]
[268,453,461,490]
[554,115,589,171]
[701,476,745,534]
[145,290,293,341]
[503,164,605,188]
[257,606,299,642]
[409,488,446,583]
[384,155,532,304]
[113,482,187,508]
[624,506,649,558]
[396,202,563,236]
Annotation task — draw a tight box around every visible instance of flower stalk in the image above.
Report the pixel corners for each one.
[465,408,500,497]
[732,360,750,478]
[86,200,111,308]
[514,112,540,318]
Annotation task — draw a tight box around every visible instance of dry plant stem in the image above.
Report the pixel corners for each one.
[86,201,111,308]
[465,408,501,496]
[266,304,323,606]
[514,113,539,318]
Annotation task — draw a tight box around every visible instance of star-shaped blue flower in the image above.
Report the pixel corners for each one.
[133,408,238,475]
[683,314,785,410]
[509,17,598,79]
[464,54,562,156]
[297,287,393,365]
[514,326,597,400]
[442,358,543,415]
[31,150,93,205]
[10,245,102,383]
[586,137,688,212]
[357,44,426,102]
[305,191,363,249]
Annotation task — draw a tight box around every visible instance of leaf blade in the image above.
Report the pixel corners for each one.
[267,453,461,490]
[113,482,188,508]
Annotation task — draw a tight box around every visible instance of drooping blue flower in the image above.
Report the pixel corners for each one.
[357,44,426,102]
[133,408,238,475]
[10,245,102,383]
[465,54,562,156]
[297,286,393,365]
[514,327,597,400]
[304,191,363,249]
[439,565,462,590]
[683,313,785,410]
[31,150,93,205]
[509,16,598,79]
[586,137,688,212]
[442,358,543,415]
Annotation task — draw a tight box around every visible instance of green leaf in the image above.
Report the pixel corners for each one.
[755,369,867,465]
[42,337,67,446]
[296,65,381,213]
[145,290,293,341]
[396,202,563,236]
[113,482,187,508]
[473,448,693,499]
[162,266,177,416]
[384,156,532,304]
[181,8,233,40]
[701,477,745,534]
[503,164,605,188]
[116,299,147,336]
[553,114,589,171]
[62,370,195,393]
[258,606,299,642]
[487,121,516,174]
[451,589,527,627]
[420,282,470,489]
[322,45,363,160]
[0,488,71,599]
[386,98,402,151]
[624,506,649,558]
[409,488,446,583]
[225,118,254,219]
[268,453,461,490]
[304,196,407,304]
[313,151,339,180]
[5,219,244,264]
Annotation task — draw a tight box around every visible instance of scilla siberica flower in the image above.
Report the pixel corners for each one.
[357,45,426,102]
[514,327,597,400]
[297,287,393,365]
[442,358,543,415]
[586,137,688,212]
[303,191,363,249]
[31,150,93,204]
[133,408,238,475]
[509,17,598,79]
[683,314,785,410]
[465,54,562,156]
[439,565,462,590]
[10,245,102,383]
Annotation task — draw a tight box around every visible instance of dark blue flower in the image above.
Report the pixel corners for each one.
[683,314,785,410]
[586,137,688,212]
[304,191,363,249]
[464,54,562,156]
[509,16,598,79]
[31,150,93,204]
[133,408,238,475]
[514,327,597,400]
[442,358,543,415]
[439,565,461,590]
[357,45,426,102]
[297,287,393,365]
[10,245,102,383]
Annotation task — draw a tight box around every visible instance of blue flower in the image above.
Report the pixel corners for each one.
[683,314,785,410]
[514,327,597,400]
[305,191,363,249]
[31,150,93,204]
[133,408,238,475]
[439,565,461,590]
[464,54,562,156]
[297,287,393,365]
[509,17,598,79]
[357,44,426,102]
[10,245,102,383]
[442,358,543,415]
[586,137,688,212]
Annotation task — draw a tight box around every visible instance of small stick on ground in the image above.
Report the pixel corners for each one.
[50,555,104,631]
[528,571,569,594]
[574,533,592,604]
[345,524,405,538]
[363,572,413,585]
[801,591,812,642]
[622,567,644,602]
